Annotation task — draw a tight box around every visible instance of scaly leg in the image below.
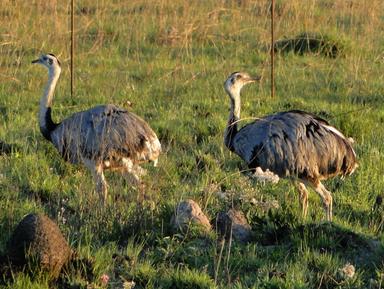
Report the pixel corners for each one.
[133,165,147,178]
[313,182,333,221]
[84,159,108,204]
[122,158,147,202]
[121,158,141,185]
[295,182,309,218]
[122,158,146,189]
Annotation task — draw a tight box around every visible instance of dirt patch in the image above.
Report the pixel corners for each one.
[274,32,347,58]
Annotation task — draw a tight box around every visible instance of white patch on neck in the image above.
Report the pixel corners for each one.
[39,67,61,130]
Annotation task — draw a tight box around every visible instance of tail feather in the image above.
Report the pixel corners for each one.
[338,136,358,177]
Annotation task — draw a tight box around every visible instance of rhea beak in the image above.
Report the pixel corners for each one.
[248,75,262,82]
[32,58,40,64]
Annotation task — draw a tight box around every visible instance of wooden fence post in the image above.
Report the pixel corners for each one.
[271,0,275,98]
[70,0,75,101]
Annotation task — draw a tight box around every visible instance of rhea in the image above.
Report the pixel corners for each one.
[32,54,161,203]
[224,72,357,221]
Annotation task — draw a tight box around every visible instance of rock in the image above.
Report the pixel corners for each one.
[171,200,211,233]
[339,263,355,279]
[6,213,72,279]
[253,167,280,184]
[123,280,136,289]
[214,209,252,243]
[250,198,280,211]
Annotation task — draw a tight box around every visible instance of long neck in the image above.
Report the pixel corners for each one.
[224,89,241,151]
[39,67,60,141]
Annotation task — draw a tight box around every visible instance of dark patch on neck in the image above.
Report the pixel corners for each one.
[229,71,240,78]
[40,107,58,142]
[47,53,61,66]
[224,115,238,152]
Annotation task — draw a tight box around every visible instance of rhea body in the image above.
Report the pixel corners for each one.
[224,72,357,221]
[32,54,161,203]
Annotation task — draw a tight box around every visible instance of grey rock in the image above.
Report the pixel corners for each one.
[215,209,252,243]
[171,199,211,233]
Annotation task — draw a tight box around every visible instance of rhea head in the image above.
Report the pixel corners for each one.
[224,72,261,99]
[32,54,61,72]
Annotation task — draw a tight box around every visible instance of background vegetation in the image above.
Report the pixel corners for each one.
[1,0,384,288]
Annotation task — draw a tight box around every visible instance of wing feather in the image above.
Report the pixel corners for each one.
[51,105,160,163]
[233,110,357,179]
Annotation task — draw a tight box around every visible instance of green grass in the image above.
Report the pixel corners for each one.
[1,0,384,288]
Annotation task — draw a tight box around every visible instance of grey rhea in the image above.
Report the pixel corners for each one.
[32,54,161,204]
[223,72,358,221]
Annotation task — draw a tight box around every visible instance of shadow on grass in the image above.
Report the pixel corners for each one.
[0,140,20,155]
[274,32,347,58]
[252,210,383,271]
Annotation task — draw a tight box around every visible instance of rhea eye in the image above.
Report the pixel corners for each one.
[236,74,242,79]
[48,59,53,65]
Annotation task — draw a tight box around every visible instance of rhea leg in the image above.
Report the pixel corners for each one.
[121,158,146,185]
[313,182,333,221]
[295,182,309,218]
[132,165,147,179]
[84,159,108,204]
[122,158,147,202]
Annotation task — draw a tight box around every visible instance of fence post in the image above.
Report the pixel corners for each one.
[271,0,275,98]
[71,0,75,101]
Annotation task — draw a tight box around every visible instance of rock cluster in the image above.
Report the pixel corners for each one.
[171,200,252,243]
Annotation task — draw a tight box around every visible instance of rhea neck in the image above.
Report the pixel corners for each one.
[224,84,242,151]
[39,65,61,141]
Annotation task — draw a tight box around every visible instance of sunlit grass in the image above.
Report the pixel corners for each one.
[1,0,384,288]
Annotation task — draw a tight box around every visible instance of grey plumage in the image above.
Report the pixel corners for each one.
[32,54,161,203]
[234,110,356,179]
[224,72,357,221]
[51,105,159,165]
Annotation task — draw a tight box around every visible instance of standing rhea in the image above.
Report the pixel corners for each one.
[32,54,161,203]
[224,72,357,221]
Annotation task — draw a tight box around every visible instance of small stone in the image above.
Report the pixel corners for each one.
[215,191,227,200]
[100,273,110,286]
[214,209,252,243]
[123,280,136,289]
[339,263,355,279]
[253,167,280,184]
[171,199,211,233]
[250,198,279,211]
[6,213,72,279]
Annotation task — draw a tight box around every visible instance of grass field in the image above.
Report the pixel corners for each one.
[1,0,384,288]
